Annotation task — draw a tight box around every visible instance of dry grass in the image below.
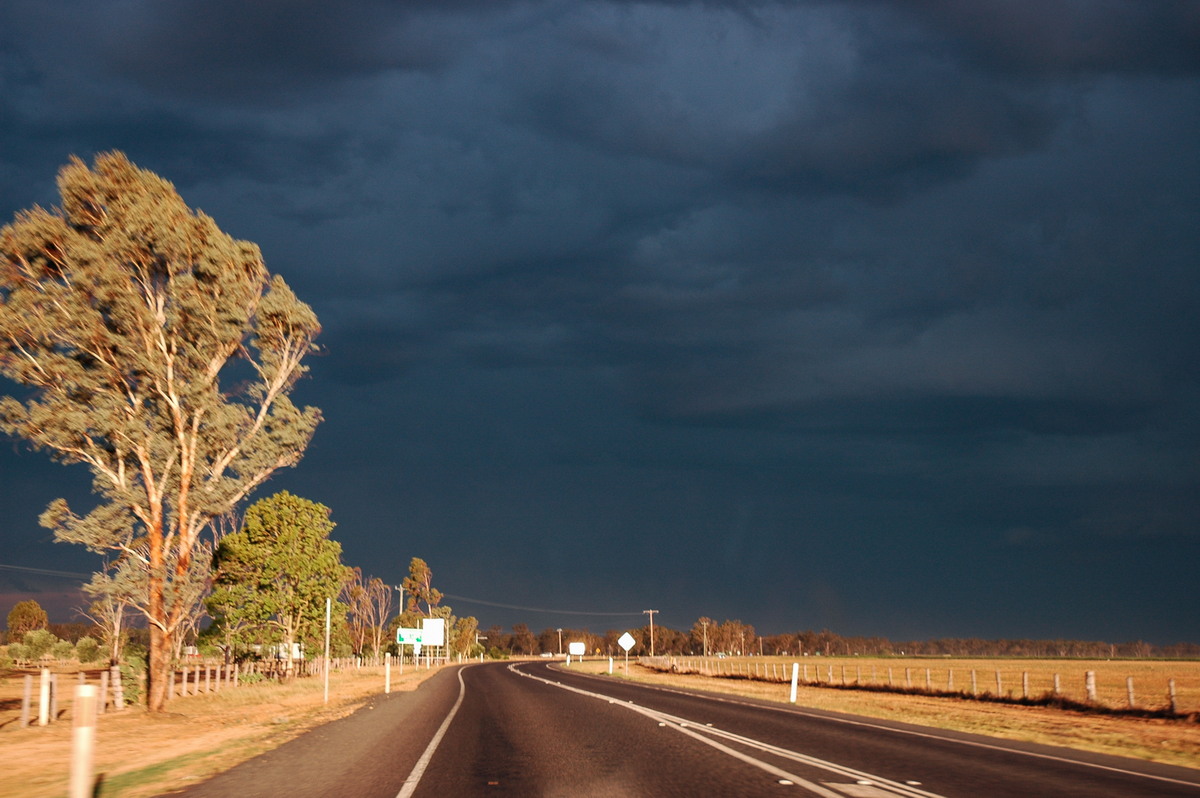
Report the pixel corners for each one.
[0,663,440,798]
[572,657,1200,771]
[665,656,1200,712]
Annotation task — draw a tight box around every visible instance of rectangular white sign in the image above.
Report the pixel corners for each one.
[422,617,446,646]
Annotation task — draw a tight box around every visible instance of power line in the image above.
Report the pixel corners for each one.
[0,563,90,579]
[440,593,644,617]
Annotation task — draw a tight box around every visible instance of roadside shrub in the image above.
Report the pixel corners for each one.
[7,643,30,663]
[52,639,75,660]
[24,629,58,660]
[239,671,266,684]
[0,647,12,670]
[75,636,102,663]
[119,646,147,706]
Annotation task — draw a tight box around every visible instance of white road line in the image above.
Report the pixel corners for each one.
[513,664,944,798]
[395,667,468,798]
[557,666,1200,792]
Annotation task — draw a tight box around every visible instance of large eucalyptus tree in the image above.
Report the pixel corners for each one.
[0,152,321,710]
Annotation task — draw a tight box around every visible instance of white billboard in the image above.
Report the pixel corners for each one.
[568,641,585,656]
[421,617,446,646]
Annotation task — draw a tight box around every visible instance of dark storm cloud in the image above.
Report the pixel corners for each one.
[1,0,1198,640]
[893,0,1200,76]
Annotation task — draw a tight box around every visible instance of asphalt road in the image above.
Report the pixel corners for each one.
[169,660,1200,797]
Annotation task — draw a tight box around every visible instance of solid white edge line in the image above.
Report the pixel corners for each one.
[513,663,919,798]
[395,666,468,798]
[555,666,1200,792]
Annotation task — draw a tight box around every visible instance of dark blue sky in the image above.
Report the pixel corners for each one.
[2,1,1198,643]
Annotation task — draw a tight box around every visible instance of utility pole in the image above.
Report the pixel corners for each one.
[701,619,709,656]
[556,628,563,656]
[643,610,659,656]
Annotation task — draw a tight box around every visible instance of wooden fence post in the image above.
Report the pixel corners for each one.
[1085,671,1097,702]
[1168,679,1178,714]
[111,665,125,710]
[21,674,32,728]
[99,671,109,714]
[1053,673,1060,696]
[995,670,1002,696]
[971,670,977,695]
[1022,672,1029,699]
[1126,676,1135,708]
[47,672,58,720]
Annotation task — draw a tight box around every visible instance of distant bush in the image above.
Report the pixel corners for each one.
[24,629,58,660]
[0,647,12,670]
[7,643,30,663]
[239,671,266,684]
[52,639,75,660]
[75,636,102,664]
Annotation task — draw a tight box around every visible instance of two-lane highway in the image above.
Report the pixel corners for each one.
[404,661,1200,797]
[170,660,1200,797]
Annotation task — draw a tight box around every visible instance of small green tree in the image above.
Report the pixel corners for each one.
[24,628,58,660]
[52,638,76,660]
[207,492,348,676]
[75,636,102,663]
[6,599,49,642]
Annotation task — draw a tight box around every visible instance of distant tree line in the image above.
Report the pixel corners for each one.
[476,619,1200,660]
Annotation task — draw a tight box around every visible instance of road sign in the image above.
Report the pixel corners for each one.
[617,632,636,652]
[421,618,446,646]
[396,627,423,645]
[568,641,585,656]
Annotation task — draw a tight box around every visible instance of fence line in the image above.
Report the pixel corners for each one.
[7,655,383,731]
[640,656,1198,716]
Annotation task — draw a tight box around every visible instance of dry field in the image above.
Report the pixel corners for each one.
[0,662,440,798]
[573,656,1200,771]
[663,655,1200,713]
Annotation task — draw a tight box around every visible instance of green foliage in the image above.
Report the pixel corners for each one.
[24,628,58,659]
[75,636,102,663]
[6,599,48,641]
[207,492,349,663]
[7,643,30,663]
[238,671,265,684]
[119,646,147,706]
[0,647,13,670]
[487,646,508,660]
[52,639,75,659]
